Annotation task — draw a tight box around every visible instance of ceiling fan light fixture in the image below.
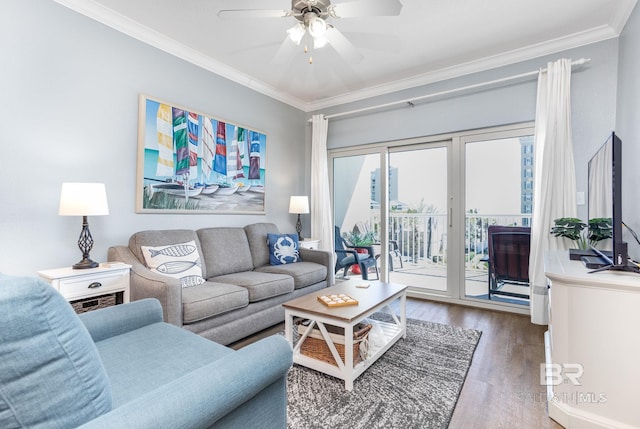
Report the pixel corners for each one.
[308,16,327,38]
[287,23,305,45]
[313,35,329,49]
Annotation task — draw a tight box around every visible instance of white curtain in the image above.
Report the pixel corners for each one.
[310,115,334,275]
[529,58,577,325]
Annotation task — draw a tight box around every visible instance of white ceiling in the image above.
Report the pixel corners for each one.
[56,0,636,111]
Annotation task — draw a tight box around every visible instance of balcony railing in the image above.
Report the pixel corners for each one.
[367,212,532,270]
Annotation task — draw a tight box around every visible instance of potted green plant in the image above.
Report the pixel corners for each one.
[342,230,377,247]
[550,217,612,259]
[550,217,588,249]
[342,230,377,274]
[587,217,613,244]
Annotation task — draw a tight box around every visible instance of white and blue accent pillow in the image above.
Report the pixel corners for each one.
[267,233,300,265]
[141,240,206,287]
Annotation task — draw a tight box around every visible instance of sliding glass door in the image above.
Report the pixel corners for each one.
[461,127,535,307]
[388,142,451,294]
[329,123,534,311]
[332,152,382,280]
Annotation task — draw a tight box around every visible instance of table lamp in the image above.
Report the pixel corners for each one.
[58,183,109,269]
[289,196,309,241]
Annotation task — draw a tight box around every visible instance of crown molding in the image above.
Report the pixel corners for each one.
[610,0,639,33]
[53,0,308,111]
[54,0,635,114]
[306,24,621,111]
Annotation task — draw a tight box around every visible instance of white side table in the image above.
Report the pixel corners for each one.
[299,238,320,250]
[38,263,131,312]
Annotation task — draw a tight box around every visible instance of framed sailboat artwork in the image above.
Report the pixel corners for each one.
[136,94,267,214]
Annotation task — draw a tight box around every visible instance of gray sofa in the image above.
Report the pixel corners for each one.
[108,222,333,345]
[0,274,292,429]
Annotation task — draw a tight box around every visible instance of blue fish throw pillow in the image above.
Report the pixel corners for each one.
[267,233,300,265]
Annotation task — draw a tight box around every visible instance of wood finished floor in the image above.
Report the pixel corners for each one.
[231,298,563,429]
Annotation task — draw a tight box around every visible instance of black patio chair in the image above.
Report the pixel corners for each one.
[351,222,403,271]
[487,225,531,300]
[334,226,379,280]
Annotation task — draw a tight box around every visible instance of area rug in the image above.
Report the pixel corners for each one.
[286,313,482,429]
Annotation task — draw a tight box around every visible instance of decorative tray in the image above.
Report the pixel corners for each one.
[317,293,359,307]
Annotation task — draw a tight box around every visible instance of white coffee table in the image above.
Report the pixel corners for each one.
[283,281,407,391]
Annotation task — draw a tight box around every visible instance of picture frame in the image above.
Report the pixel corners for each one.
[136,94,266,214]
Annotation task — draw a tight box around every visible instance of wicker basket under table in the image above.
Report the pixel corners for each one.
[70,293,117,314]
[296,321,372,367]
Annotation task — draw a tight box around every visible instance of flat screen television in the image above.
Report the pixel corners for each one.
[587,131,638,273]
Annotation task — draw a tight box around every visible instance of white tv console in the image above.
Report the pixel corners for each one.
[544,251,640,428]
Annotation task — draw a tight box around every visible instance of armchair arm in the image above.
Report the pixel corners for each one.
[334,248,359,260]
[78,335,292,429]
[299,248,335,286]
[79,298,163,343]
[108,246,183,326]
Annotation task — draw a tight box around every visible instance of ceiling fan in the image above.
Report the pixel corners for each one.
[218,0,403,64]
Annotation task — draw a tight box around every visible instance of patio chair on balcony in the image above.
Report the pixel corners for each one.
[334,226,379,280]
[352,222,403,271]
[487,225,531,300]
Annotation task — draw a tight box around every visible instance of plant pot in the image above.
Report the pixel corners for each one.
[350,248,369,274]
[569,248,597,260]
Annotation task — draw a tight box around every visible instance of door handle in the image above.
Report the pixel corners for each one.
[88,282,102,289]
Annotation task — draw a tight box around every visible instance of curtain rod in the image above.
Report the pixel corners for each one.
[315,58,590,122]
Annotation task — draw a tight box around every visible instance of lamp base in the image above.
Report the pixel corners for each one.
[73,258,99,269]
[296,214,304,241]
[73,215,98,269]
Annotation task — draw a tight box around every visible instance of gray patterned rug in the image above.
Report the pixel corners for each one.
[286,313,482,429]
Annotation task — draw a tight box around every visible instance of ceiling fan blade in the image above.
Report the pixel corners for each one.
[217,9,291,19]
[340,32,403,53]
[325,26,364,64]
[331,0,403,18]
[271,37,299,65]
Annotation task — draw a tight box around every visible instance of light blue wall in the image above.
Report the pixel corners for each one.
[1,0,635,275]
[314,39,620,237]
[617,3,640,258]
[0,0,307,275]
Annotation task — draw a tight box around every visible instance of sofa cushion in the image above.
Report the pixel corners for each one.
[210,271,294,302]
[254,262,328,290]
[197,227,254,277]
[244,222,280,268]
[0,275,112,428]
[141,240,205,288]
[267,233,300,265]
[181,281,249,324]
[128,229,209,278]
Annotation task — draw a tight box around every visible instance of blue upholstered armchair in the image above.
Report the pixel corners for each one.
[0,274,292,429]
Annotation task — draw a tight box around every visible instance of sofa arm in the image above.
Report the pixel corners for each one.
[300,248,335,286]
[77,335,293,429]
[79,298,163,343]
[108,246,183,326]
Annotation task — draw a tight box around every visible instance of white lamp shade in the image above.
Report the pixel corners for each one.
[313,35,329,49]
[289,196,309,214]
[287,23,305,45]
[59,183,109,216]
[308,17,327,38]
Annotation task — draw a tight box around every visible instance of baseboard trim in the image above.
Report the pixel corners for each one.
[406,289,530,316]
